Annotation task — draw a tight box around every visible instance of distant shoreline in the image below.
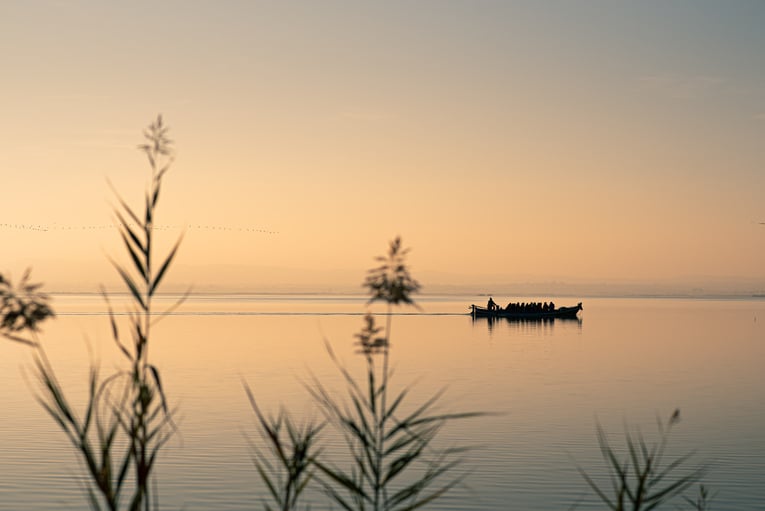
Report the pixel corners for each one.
[46,290,765,301]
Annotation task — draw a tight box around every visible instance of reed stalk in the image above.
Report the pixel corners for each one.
[29,115,183,510]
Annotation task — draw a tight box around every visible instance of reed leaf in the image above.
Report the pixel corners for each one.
[82,367,99,433]
[120,231,148,283]
[151,183,161,209]
[315,461,370,502]
[147,364,168,414]
[101,289,132,362]
[383,430,423,458]
[114,211,145,254]
[150,286,192,326]
[111,262,147,311]
[109,183,143,229]
[86,487,102,511]
[256,462,281,503]
[150,235,183,295]
[144,192,152,225]
[1,332,38,346]
[155,162,172,187]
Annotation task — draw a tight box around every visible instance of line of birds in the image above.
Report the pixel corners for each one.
[0,223,278,234]
[5,221,763,232]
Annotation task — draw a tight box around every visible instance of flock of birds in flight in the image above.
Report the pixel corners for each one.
[4,221,764,232]
[0,223,278,234]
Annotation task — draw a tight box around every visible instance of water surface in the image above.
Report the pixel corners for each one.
[1,295,763,510]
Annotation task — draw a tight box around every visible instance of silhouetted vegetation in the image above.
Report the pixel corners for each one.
[0,119,714,510]
[0,269,54,346]
[245,383,324,511]
[684,484,716,511]
[311,238,481,511]
[30,116,181,511]
[576,410,707,511]
[245,237,481,510]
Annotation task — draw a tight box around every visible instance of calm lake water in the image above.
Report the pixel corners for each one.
[1,294,763,510]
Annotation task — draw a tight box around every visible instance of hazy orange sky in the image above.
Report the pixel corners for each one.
[2,2,764,294]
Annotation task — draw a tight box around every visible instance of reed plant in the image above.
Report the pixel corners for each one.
[30,115,183,511]
[305,237,480,511]
[684,484,715,511]
[577,409,706,511]
[245,384,324,511]
[0,269,54,346]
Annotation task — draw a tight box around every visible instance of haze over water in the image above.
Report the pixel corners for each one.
[1,294,763,510]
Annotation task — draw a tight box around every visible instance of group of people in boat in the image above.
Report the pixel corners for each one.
[487,297,555,313]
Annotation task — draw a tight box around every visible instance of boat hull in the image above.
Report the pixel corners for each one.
[470,302,582,320]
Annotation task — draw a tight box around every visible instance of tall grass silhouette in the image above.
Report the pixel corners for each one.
[0,121,715,510]
[311,238,481,510]
[576,410,707,511]
[245,383,324,511]
[30,115,182,511]
[246,237,482,510]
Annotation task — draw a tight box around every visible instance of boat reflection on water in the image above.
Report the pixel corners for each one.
[471,313,583,334]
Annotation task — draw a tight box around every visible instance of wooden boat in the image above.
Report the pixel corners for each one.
[470,302,582,319]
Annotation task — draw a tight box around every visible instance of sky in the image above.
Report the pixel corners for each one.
[1,1,764,295]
